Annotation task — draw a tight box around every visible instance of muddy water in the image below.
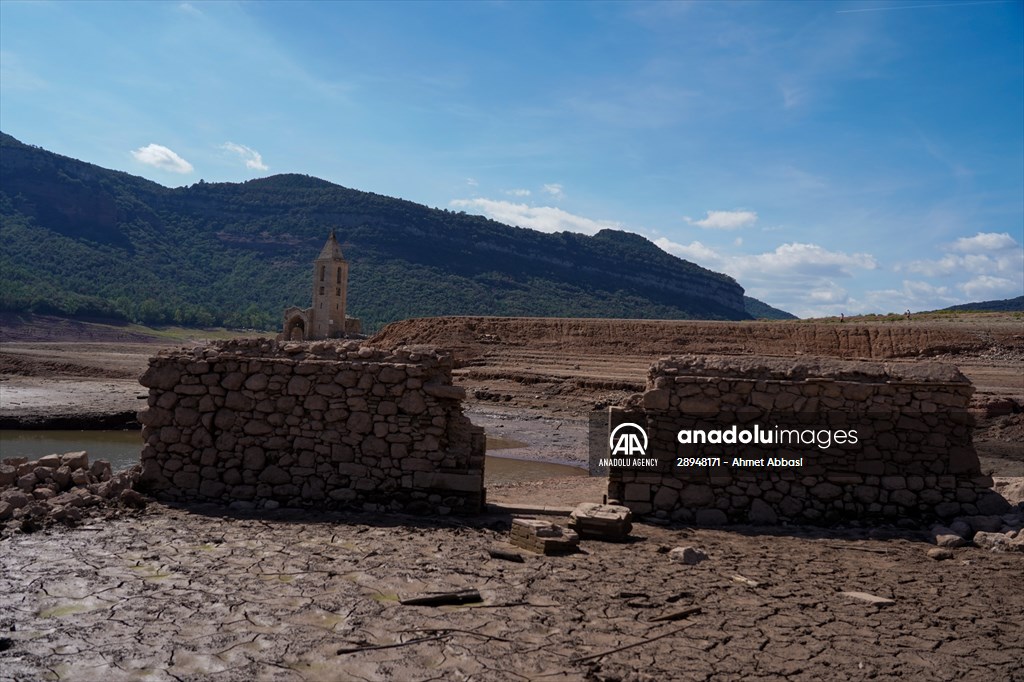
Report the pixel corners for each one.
[0,430,587,482]
[0,429,142,468]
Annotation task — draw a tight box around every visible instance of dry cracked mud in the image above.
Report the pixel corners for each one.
[2,504,1023,681]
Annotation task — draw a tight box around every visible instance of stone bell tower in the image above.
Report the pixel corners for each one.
[280,231,360,341]
[310,230,349,339]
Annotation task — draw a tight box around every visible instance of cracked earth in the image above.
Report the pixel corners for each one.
[2,504,1022,681]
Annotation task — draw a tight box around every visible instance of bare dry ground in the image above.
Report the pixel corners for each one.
[2,504,1023,682]
[1,313,1022,680]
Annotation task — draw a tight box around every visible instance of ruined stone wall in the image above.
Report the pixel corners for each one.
[138,339,485,514]
[608,356,999,525]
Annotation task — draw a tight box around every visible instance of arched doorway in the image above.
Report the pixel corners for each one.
[284,314,307,341]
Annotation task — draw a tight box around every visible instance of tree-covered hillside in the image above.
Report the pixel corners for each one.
[0,132,794,331]
[936,296,1024,313]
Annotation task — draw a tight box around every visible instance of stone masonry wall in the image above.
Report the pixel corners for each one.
[138,339,485,514]
[608,355,1001,525]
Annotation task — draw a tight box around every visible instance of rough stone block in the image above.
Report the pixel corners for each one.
[60,451,89,470]
[624,483,650,502]
[510,518,579,554]
[810,482,842,500]
[748,498,778,525]
[569,503,632,540]
[668,546,708,565]
[258,466,291,486]
[679,484,714,506]
[695,509,727,526]
[423,383,466,400]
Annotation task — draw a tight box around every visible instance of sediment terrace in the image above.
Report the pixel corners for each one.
[370,316,1024,415]
[370,315,1024,361]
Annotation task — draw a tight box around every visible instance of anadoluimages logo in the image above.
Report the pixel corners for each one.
[608,422,648,456]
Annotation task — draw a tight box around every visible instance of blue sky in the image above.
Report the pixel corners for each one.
[2,0,1021,318]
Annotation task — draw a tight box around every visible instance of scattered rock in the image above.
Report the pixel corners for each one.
[668,546,708,565]
[927,547,955,561]
[841,591,895,606]
[731,574,760,587]
[0,464,15,487]
[37,454,62,469]
[931,525,969,548]
[973,531,1011,551]
[61,451,89,469]
[569,502,632,540]
[119,488,148,509]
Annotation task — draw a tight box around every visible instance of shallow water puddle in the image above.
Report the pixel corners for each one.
[37,595,111,619]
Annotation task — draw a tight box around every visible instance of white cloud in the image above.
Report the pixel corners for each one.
[656,238,878,318]
[178,2,202,16]
[504,188,531,197]
[904,232,1023,279]
[450,198,621,235]
[131,143,193,174]
[950,231,1018,254]
[466,177,478,187]
[221,142,268,171]
[736,242,877,277]
[861,280,957,315]
[542,183,564,199]
[654,238,724,266]
[961,275,1019,299]
[886,230,1023,309]
[781,85,808,110]
[656,239,876,280]
[684,210,758,230]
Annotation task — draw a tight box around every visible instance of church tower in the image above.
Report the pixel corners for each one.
[310,230,349,339]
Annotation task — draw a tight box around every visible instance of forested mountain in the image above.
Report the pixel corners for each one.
[936,296,1024,313]
[0,132,794,332]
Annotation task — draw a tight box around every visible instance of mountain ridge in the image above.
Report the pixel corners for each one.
[934,295,1023,313]
[0,132,796,331]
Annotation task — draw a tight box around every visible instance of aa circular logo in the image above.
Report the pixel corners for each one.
[609,422,648,457]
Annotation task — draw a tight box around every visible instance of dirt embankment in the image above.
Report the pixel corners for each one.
[0,342,157,429]
[370,315,1024,362]
[0,313,166,344]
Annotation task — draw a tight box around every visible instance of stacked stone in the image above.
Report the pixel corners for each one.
[509,518,580,554]
[138,339,485,514]
[609,355,1007,525]
[0,452,143,532]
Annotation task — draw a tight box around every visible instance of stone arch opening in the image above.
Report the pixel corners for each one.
[284,314,307,341]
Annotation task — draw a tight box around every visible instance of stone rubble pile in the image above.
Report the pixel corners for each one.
[0,452,144,533]
[930,511,1024,554]
[138,339,485,514]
